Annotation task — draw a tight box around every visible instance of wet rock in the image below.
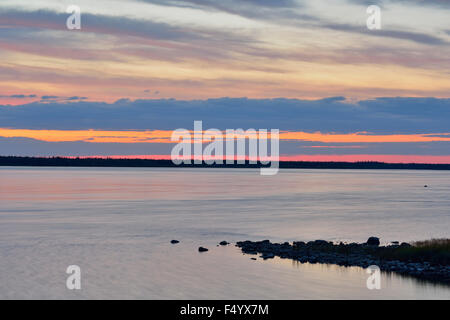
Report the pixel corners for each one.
[366,237,380,246]
[170,240,180,244]
[260,253,275,260]
[198,247,209,252]
[219,241,229,246]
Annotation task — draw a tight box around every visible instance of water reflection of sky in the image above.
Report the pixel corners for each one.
[0,167,449,299]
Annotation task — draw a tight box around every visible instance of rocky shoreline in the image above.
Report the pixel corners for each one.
[236,237,450,285]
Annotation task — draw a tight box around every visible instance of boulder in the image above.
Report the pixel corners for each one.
[293,241,306,248]
[198,247,209,252]
[314,240,330,246]
[366,237,380,246]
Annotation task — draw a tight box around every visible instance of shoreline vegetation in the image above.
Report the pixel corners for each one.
[1,156,450,170]
[236,238,450,285]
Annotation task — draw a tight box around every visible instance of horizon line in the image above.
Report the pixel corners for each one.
[1,155,450,166]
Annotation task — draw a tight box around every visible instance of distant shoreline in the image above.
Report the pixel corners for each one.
[1,156,450,170]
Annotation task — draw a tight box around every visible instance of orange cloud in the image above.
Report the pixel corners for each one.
[0,128,172,143]
[280,131,450,143]
[1,128,450,144]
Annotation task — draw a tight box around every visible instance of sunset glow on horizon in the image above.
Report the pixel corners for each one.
[1,1,449,162]
[2,128,450,144]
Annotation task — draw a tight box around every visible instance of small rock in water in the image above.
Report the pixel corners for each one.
[366,237,380,246]
[424,185,428,188]
[198,246,209,252]
[170,240,180,244]
[251,258,257,261]
[219,241,229,246]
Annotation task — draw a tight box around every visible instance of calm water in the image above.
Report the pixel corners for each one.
[0,167,449,299]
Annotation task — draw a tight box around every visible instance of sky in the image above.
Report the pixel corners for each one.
[0,0,450,162]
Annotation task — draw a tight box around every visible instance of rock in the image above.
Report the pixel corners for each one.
[400,242,412,247]
[198,247,209,252]
[251,258,257,261]
[235,238,450,285]
[424,185,428,188]
[293,241,306,248]
[219,241,229,246]
[313,240,330,246]
[260,253,275,260]
[366,237,380,246]
[170,240,180,244]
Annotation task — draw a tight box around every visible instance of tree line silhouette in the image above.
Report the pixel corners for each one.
[1,156,449,170]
